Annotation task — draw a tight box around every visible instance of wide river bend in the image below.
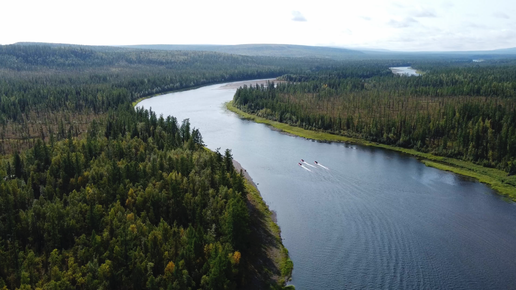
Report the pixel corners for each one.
[138,80,516,290]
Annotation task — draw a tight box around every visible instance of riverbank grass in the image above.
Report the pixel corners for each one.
[132,97,148,107]
[226,101,516,201]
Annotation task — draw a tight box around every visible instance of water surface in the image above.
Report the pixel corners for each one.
[390,66,420,76]
[139,80,516,289]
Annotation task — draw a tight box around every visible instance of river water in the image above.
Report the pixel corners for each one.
[390,66,420,76]
[138,80,516,290]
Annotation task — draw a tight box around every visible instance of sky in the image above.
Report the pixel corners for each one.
[1,0,515,51]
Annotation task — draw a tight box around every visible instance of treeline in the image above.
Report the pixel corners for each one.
[0,44,291,120]
[233,62,516,174]
[1,44,323,71]
[0,43,338,154]
[386,62,516,98]
[0,105,258,289]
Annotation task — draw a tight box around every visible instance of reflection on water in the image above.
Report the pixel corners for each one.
[390,66,420,76]
[139,80,516,290]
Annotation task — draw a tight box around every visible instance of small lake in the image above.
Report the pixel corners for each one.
[390,66,420,76]
[138,80,516,289]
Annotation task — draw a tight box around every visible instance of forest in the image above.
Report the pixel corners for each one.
[232,60,516,176]
[0,43,304,289]
[0,104,262,289]
[0,43,339,154]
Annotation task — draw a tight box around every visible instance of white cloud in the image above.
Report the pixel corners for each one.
[493,12,510,19]
[413,8,436,18]
[387,17,419,28]
[291,11,307,22]
[441,1,454,8]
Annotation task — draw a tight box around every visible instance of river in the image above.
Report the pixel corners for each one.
[138,80,516,289]
[390,66,420,76]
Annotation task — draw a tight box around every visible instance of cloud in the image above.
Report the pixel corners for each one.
[291,11,307,22]
[342,29,353,35]
[463,22,489,30]
[392,2,406,8]
[387,17,418,28]
[441,1,454,9]
[383,24,516,51]
[413,8,436,18]
[360,16,372,21]
[493,12,510,19]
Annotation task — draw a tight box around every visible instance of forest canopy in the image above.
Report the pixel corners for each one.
[0,43,306,289]
[0,105,257,289]
[0,43,340,154]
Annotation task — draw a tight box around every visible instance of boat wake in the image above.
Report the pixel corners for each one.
[317,163,329,170]
[303,162,316,168]
[301,166,312,172]
[298,162,312,172]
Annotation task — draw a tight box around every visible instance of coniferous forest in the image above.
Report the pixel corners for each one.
[0,106,255,289]
[0,44,339,154]
[0,44,305,289]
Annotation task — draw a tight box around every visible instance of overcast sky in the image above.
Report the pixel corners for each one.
[1,0,515,51]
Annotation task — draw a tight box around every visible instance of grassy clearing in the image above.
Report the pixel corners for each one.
[227,101,516,201]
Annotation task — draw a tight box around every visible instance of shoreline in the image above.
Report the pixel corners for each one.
[226,101,516,202]
[132,78,280,107]
[134,80,292,288]
[389,66,421,76]
[232,159,293,289]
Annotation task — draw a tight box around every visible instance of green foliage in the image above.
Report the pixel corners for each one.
[0,106,251,289]
[223,196,250,251]
[280,248,294,278]
[0,47,282,119]
[0,43,341,154]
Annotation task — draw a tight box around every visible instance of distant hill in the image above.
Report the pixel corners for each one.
[121,44,364,59]
[12,42,516,61]
[486,47,516,54]
[433,47,516,56]
[13,42,130,52]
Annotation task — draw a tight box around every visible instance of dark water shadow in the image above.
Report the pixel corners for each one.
[239,194,283,290]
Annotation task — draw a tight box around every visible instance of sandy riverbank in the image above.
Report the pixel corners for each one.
[232,159,257,188]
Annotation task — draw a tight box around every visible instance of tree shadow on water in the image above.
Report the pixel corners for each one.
[240,193,284,290]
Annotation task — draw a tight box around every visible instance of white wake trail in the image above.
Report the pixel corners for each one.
[301,166,312,172]
[303,162,316,168]
[317,164,329,170]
